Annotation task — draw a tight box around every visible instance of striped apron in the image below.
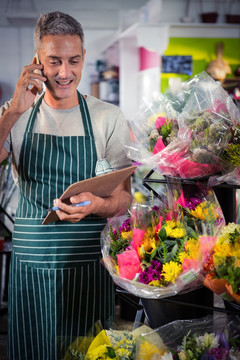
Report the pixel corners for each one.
[8,92,115,360]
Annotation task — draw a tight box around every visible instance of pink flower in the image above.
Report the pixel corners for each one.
[155,216,163,235]
[117,250,141,280]
[152,137,165,154]
[131,228,145,253]
[155,117,167,129]
[175,190,186,208]
[177,159,220,178]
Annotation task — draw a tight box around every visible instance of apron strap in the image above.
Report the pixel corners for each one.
[27,94,44,133]
[24,91,94,137]
[77,91,94,138]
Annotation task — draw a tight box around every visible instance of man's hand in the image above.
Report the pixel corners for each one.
[10,56,46,116]
[53,179,132,223]
[0,56,47,161]
[53,192,104,223]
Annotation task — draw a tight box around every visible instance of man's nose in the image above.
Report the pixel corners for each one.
[59,63,70,77]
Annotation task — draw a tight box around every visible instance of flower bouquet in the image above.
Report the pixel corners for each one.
[125,71,240,179]
[125,93,179,170]
[202,222,240,305]
[64,324,169,360]
[101,184,225,299]
[136,314,240,360]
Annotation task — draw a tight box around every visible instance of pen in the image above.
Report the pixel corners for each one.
[48,200,91,211]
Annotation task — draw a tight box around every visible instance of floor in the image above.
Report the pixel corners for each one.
[0,308,8,360]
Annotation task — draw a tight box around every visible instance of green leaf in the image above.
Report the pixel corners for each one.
[158,227,167,241]
[150,248,158,262]
[105,346,116,358]
[166,243,179,263]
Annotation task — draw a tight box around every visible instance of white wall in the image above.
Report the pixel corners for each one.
[0,27,33,105]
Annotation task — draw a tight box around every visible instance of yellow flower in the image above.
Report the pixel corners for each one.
[136,340,166,360]
[142,236,157,255]
[214,243,233,258]
[134,191,147,204]
[121,231,132,240]
[115,348,132,357]
[183,238,199,260]
[148,279,162,287]
[162,261,182,283]
[190,202,216,221]
[165,220,186,238]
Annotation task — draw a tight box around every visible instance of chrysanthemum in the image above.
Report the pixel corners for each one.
[165,220,186,238]
[213,242,233,258]
[139,260,162,285]
[162,261,182,283]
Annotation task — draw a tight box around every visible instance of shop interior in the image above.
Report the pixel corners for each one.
[0,0,240,359]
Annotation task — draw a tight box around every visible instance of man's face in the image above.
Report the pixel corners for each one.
[38,34,85,106]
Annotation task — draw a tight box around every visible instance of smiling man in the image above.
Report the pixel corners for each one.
[0,11,132,360]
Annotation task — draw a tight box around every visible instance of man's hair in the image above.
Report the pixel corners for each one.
[34,11,85,52]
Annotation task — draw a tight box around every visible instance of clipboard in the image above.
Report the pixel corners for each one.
[42,165,137,225]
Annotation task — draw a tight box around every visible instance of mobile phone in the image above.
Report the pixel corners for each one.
[35,53,44,77]
[34,53,44,93]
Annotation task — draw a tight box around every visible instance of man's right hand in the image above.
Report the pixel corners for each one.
[10,56,46,116]
[0,56,46,162]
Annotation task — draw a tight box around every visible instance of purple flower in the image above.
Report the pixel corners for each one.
[207,347,229,360]
[185,197,202,210]
[139,260,163,284]
[113,218,131,238]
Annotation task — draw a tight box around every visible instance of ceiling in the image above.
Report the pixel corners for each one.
[0,0,148,29]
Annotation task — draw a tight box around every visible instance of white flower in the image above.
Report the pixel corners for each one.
[196,333,219,349]
[160,352,174,360]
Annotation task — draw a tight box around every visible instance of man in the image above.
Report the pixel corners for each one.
[0,11,132,359]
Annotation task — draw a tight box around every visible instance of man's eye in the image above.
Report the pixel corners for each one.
[50,61,60,65]
[70,60,80,64]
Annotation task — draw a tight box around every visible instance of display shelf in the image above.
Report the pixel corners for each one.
[99,21,240,54]
[142,169,240,191]
[142,169,238,224]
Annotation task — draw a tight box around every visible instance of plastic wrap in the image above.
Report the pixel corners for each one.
[135,314,240,359]
[64,323,168,360]
[101,183,225,299]
[125,93,179,170]
[63,315,240,359]
[125,71,240,179]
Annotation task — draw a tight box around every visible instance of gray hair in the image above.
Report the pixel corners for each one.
[34,11,85,52]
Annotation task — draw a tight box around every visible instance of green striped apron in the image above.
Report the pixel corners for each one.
[8,92,115,360]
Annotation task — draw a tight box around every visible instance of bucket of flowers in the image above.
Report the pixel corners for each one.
[101,183,225,300]
[202,222,240,311]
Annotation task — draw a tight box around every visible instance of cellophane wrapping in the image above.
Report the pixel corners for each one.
[135,314,240,359]
[125,71,240,179]
[101,182,225,299]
